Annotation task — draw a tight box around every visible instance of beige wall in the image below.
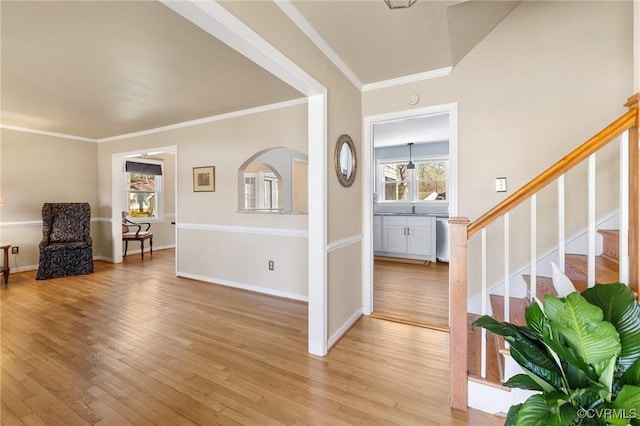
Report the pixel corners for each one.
[363,1,633,289]
[0,129,98,270]
[97,103,309,296]
[221,2,364,339]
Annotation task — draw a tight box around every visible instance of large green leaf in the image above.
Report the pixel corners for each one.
[508,331,566,392]
[621,359,640,387]
[613,385,640,411]
[473,315,565,391]
[582,284,640,374]
[513,394,577,426]
[544,293,621,372]
[504,373,546,391]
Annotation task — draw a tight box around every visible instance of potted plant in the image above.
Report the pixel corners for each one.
[473,282,640,425]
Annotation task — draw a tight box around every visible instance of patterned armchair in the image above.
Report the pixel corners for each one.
[36,203,94,280]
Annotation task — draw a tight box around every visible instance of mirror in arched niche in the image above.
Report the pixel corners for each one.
[238,147,308,214]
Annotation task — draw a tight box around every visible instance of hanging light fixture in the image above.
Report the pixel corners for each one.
[406,142,415,170]
[384,0,417,9]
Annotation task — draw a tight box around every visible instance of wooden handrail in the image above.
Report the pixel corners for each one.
[468,109,638,238]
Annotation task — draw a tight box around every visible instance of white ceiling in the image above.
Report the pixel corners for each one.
[0,0,520,140]
[373,113,450,147]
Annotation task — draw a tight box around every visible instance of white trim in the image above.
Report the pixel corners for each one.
[123,244,175,257]
[362,67,452,92]
[275,0,363,91]
[327,308,362,349]
[327,234,363,252]
[176,271,308,302]
[2,99,308,144]
[0,217,111,228]
[0,220,42,228]
[362,103,458,316]
[0,124,96,143]
[178,222,308,238]
[97,98,307,143]
[111,145,178,265]
[307,94,328,356]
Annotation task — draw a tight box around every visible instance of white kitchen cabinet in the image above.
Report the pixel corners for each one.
[375,215,436,261]
[373,216,382,252]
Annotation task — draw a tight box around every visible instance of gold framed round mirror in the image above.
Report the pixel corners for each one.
[334,134,356,187]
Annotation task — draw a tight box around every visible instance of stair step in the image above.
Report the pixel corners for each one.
[489,294,529,326]
[598,229,619,262]
[523,275,557,301]
[467,313,502,384]
[565,254,620,291]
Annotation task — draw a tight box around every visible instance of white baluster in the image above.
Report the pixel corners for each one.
[558,176,565,273]
[481,228,487,379]
[531,195,537,301]
[588,154,596,288]
[620,131,630,283]
[504,213,510,325]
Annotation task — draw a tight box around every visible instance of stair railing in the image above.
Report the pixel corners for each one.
[449,93,640,411]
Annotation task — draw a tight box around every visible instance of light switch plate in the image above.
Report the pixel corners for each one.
[495,177,507,192]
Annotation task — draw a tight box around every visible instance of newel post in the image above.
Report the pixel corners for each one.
[625,94,640,297]
[449,217,470,411]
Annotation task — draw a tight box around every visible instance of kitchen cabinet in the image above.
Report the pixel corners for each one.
[373,215,382,252]
[375,215,436,261]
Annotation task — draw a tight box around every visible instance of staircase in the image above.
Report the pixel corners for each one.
[448,93,640,412]
[468,229,622,387]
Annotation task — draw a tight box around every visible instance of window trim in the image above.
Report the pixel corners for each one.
[376,155,449,204]
[124,158,164,222]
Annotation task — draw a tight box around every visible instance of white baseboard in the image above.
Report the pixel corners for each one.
[468,379,535,415]
[328,308,363,350]
[176,271,308,302]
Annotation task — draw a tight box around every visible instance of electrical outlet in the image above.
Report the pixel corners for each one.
[495,177,507,192]
[268,260,274,271]
[11,246,18,254]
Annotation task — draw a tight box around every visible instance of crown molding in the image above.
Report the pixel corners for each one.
[276,0,363,91]
[96,97,308,143]
[0,124,97,143]
[362,67,453,92]
[0,97,307,143]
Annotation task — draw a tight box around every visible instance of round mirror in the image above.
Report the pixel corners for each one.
[334,134,356,187]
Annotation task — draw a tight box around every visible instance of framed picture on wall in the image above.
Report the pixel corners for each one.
[193,166,215,192]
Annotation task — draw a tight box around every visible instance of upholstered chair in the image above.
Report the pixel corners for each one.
[36,203,94,280]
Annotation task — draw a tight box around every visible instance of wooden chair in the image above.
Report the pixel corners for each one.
[122,214,153,260]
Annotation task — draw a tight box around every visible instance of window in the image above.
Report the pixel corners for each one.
[125,160,163,219]
[378,158,448,203]
[243,171,279,211]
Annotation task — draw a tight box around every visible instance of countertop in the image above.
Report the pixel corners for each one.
[374,212,449,218]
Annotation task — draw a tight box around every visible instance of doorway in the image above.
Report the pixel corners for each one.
[363,103,458,329]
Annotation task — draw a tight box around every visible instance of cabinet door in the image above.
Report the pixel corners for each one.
[407,217,435,259]
[373,216,382,252]
[383,217,407,254]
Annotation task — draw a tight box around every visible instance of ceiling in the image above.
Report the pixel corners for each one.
[0,0,520,140]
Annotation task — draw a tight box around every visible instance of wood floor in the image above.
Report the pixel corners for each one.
[373,260,449,330]
[1,250,501,425]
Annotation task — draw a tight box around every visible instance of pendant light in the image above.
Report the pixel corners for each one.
[384,0,417,9]
[407,142,415,170]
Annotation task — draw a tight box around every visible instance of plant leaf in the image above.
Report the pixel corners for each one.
[544,293,621,373]
[621,359,640,387]
[504,374,546,391]
[613,385,640,411]
[582,283,640,374]
[504,403,521,426]
[472,315,520,337]
[508,333,565,392]
[514,394,576,426]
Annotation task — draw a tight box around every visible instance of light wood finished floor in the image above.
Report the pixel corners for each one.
[373,260,449,330]
[1,250,501,425]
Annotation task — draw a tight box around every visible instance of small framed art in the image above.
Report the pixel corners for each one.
[193,166,215,192]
